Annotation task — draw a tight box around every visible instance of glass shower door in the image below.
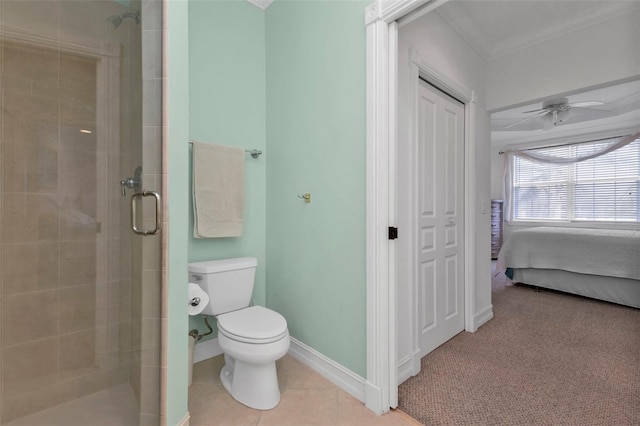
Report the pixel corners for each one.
[0,1,163,424]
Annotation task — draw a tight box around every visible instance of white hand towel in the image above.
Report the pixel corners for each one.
[192,141,244,238]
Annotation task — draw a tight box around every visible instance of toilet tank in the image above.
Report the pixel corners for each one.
[188,257,257,316]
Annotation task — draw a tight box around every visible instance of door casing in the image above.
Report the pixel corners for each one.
[364,0,479,415]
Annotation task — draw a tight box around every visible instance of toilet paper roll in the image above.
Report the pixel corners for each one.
[188,283,209,316]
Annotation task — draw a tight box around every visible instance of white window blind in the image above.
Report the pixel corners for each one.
[512,136,640,222]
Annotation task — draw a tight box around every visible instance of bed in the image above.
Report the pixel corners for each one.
[496,227,640,308]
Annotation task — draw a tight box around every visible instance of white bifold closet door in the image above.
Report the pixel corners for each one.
[416,78,465,358]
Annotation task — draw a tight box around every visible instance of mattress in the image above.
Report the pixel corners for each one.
[498,227,640,280]
[511,268,640,309]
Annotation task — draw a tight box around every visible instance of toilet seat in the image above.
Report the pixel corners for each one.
[218,306,288,344]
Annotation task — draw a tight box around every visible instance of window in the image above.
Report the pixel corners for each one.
[511,136,640,222]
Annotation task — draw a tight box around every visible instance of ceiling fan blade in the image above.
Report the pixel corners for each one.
[520,107,547,114]
[569,101,605,108]
[504,110,548,130]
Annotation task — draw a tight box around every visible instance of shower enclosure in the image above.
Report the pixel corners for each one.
[0,0,163,424]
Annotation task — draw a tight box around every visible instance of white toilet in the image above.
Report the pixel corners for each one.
[188,257,290,410]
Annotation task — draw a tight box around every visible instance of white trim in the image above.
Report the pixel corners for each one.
[398,0,452,29]
[177,413,190,426]
[190,337,368,404]
[396,349,421,384]
[407,50,478,339]
[387,20,399,411]
[246,0,273,10]
[288,338,366,403]
[193,338,223,363]
[365,15,391,416]
[366,0,480,416]
[474,305,494,330]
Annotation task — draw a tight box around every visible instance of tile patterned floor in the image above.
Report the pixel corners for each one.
[189,355,420,426]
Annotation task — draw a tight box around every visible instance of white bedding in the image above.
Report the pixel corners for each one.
[497,227,640,280]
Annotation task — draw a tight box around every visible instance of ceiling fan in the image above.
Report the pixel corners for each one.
[505,97,605,130]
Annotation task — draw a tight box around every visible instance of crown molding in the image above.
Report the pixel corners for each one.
[491,2,640,59]
[435,2,492,61]
[436,1,640,61]
[246,0,273,10]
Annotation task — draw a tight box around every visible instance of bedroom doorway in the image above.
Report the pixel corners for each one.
[414,79,465,358]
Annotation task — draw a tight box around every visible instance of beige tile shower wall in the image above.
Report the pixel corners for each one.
[0,0,141,423]
[136,1,164,423]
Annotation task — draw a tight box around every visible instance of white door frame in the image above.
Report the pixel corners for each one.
[364,0,477,414]
[405,49,477,374]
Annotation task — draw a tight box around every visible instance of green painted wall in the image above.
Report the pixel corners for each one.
[166,0,190,424]
[188,0,267,337]
[265,0,368,378]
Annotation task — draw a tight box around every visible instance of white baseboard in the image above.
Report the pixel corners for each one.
[193,338,223,363]
[397,349,421,385]
[177,413,190,426]
[288,337,366,402]
[364,380,384,415]
[474,304,494,330]
[191,336,366,404]
[397,355,413,385]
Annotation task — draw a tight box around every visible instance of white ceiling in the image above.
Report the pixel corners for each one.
[436,0,640,60]
[433,0,640,144]
[491,79,640,144]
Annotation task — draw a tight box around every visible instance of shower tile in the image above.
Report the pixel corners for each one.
[2,0,60,40]
[142,232,161,270]
[1,384,61,424]
[60,0,130,42]
[0,75,31,95]
[143,126,162,174]
[1,193,59,243]
[59,96,97,138]
[108,237,131,282]
[142,78,162,127]
[108,280,132,324]
[59,241,97,287]
[141,317,161,351]
[60,54,97,97]
[71,369,109,399]
[141,344,161,368]
[2,290,59,346]
[60,118,98,154]
[95,283,109,327]
[1,133,27,193]
[1,42,59,87]
[25,142,59,194]
[142,270,161,319]
[1,242,59,295]
[2,82,59,124]
[59,149,102,196]
[59,194,100,241]
[142,30,162,80]
[142,0,163,31]
[59,285,97,333]
[96,239,109,284]
[2,337,59,397]
[139,365,160,415]
[107,196,124,239]
[60,330,96,373]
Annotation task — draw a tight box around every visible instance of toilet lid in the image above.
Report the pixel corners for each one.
[217,306,288,343]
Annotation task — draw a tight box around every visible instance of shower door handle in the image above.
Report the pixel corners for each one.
[131,191,162,236]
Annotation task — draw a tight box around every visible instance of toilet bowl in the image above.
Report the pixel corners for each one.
[188,258,290,410]
[217,306,290,409]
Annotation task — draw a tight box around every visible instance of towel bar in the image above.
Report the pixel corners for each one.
[188,140,262,158]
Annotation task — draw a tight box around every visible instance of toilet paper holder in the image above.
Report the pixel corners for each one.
[189,297,201,307]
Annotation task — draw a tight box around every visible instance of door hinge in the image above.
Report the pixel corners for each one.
[388,227,398,240]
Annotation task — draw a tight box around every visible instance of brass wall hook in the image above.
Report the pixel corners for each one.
[297,193,311,203]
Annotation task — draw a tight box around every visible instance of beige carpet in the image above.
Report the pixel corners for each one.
[398,283,640,425]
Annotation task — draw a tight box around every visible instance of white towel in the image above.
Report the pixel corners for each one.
[192,142,244,238]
